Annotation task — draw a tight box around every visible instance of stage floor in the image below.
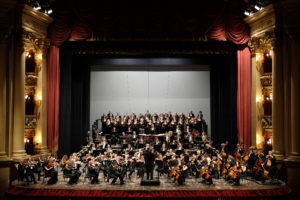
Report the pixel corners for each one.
[11,171,287,191]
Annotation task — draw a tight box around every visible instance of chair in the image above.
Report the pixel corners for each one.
[42,169,52,184]
[62,169,70,183]
[82,165,93,184]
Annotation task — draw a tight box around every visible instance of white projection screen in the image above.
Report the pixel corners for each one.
[90,65,211,134]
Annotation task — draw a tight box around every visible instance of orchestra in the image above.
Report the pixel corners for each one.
[17,111,278,187]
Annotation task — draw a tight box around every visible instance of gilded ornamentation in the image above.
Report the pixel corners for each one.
[260,75,272,87]
[262,87,272,96]
[25,86,36,95]
[25,75,37,86]
[262,116,272,129]
[25,129,35,137]
[25,117,37,129]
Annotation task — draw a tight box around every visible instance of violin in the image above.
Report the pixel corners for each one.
[169,165,180,177]
[235,152,241,158]
[221,151,227,158]
[252,157,263,177]
[199,166,209,177]
[216,160,222,172]
[243,155,249,162]
[265,159,272,168]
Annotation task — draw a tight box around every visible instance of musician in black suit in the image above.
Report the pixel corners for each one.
[63,160,81,185]
[109,159,124,185]
[144,146,156,180]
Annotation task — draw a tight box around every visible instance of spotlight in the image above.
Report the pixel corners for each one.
[254,5,262,11]
[47,9,53,14]
[33,5,41,10]
[244,11,252,16]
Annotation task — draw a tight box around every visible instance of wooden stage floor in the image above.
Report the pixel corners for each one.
[6,170,292,200]
[11,171,287,191]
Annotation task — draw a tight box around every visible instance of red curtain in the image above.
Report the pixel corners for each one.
[237,47,251,147]
[207,6,251,147]
[47,46,60,152]
[47,5,91,152]
[47,0,252,151]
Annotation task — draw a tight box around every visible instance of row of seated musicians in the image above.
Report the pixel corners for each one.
[98,131,209,145]
[90,140,210,156]
[99,122,206,136]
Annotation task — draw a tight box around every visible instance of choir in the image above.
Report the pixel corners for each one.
[17,111,277,187]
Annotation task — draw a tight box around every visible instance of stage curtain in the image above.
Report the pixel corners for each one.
[47,1,91,152]
[237,47,251,147]
[207,2,251,147]
[47,0,251,152]
[58,54,91,156]
[47,46,60,152]
[57,53,73,156]
[210,54,238,151]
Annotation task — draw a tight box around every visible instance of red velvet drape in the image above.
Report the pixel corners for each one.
[47,0,252,151]
[47,46,60,152]
[207,5,251,147]
[47,4,91,152]
[237,47,251,147]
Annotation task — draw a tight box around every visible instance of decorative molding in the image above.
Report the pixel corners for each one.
[24,129,35,137]
[260,75,272,87]
[22,5,53,38]
[249,31,274,54]
[244,4,276,38]
[262,116,272,129]
[25,75,37,86]
[262,86,272,96]
[25,116,37,129]
[61,41,237,55]
[25,86,36,95]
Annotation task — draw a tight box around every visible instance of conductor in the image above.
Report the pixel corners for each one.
[144,146,156,180]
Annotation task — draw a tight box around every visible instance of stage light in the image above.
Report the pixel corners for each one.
[254,5,262,11]
[256,96,261,103]
[255,55,260,62]
[47,9,53,14]
[36,136,42,144]
[37,53,42,60]
[33,5,41,11]
[244,11,252,16]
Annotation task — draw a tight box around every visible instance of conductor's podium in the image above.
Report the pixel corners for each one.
[140,177,160,186]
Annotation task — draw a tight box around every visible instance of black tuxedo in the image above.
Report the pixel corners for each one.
[144,149,156,180]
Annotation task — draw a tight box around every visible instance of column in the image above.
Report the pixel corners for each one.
[11,33,27,159]
[0,39,8,160]
[272,35,285,160]
[35,43,49,153]
[251,53,257,146]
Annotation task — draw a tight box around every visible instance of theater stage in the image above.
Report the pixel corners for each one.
[6,172,291,200]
